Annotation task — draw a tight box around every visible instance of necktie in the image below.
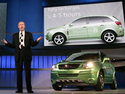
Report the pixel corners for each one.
[19,32,23,49]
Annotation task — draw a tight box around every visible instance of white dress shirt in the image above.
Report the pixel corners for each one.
[19,31,25,47]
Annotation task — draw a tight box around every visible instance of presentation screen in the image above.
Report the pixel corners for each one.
[44,1,125,47]
[0,3,7,45]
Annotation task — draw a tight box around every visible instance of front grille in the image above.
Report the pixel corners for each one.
[59,64,80,69]
[58,74,78,77]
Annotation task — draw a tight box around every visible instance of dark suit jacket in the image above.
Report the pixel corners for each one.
[6,31,38,62]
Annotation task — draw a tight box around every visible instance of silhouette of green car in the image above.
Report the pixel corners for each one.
[51,51,117,91]
[46,16,124,45]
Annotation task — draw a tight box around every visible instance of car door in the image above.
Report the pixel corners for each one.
[87,17,104,38]
[103,59,113,83]
[68,17,88,39]
[108,61,115,79]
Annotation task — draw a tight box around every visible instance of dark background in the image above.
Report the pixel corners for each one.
[0,3,6,45]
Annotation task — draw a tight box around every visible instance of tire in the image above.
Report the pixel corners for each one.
[102,31,116,44]
[52,84,63,91]
[110,75,117,89]
[53,34,66,46]
[95,71,104,91]
[77,86,84,91]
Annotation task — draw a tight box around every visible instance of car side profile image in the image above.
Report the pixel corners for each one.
[46,15,124,46]
[51,51,117,91]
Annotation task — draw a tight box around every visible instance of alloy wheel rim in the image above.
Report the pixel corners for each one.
[54,35,64,45]
[104,32,115,43]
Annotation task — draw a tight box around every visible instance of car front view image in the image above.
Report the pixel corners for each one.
[51,51,117,91]
[46,16,124,46]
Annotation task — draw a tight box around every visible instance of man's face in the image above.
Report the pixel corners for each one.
[18,22,25,31]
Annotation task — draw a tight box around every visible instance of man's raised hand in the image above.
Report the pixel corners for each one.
[1,39,8,44]
[36,36,42,42]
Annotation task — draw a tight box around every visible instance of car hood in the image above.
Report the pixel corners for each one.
[58,60,97,65]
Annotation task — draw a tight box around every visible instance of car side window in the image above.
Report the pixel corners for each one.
[88,17,103,24]
[88,16,113,24]
[72,18,87,26]
[102,17,113,22]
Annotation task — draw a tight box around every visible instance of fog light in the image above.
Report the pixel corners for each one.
[56,80,60,82]
[66,80,69,82]
[62,80,64,82]
[78,79,83,82]
[88,78,95,83]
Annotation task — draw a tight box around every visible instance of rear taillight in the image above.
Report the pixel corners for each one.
[115,21,121,25]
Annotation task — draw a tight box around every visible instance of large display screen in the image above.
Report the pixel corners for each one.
[44,1,125,47]
[0,3,7,45]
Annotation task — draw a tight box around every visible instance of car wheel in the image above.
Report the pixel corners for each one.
[95,71,104,91]
[102,31,116,43]
[110,75,117,89]
[52,84,63,91]
[77,86,84,91]
[53,34,66,46]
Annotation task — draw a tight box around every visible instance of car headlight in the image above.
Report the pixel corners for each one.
[83,61,94,69]
[46,32,49,36]
[52,65,57,70]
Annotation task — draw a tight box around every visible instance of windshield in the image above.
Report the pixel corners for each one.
[66,53,99,61]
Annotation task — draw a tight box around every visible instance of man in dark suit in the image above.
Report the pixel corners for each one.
[2,21,42,93]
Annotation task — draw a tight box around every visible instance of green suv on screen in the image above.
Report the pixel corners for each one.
[46,15,124,45]
[51,51,117,91]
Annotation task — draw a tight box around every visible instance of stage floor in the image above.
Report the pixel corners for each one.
[0,88,125,94]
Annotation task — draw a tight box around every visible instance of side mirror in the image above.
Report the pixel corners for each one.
[61,60,65,62]
[103,57,110,63]
[69,24,73,27]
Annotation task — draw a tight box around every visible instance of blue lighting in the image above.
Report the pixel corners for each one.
[48,56,52,68]
[2,56,6,68]
[11,56,15,68]
[42,0,109,7]
[39,56,43,68]
[0,56,1,68]
[34,56,38,68]
[44,56,48,68]
[42,1,47,6]
[53,56,57,65]
[7,56,10,68]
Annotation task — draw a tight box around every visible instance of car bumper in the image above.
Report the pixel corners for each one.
[46,33,53,41]
[116,27,124,37]
[51,69,98,86]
